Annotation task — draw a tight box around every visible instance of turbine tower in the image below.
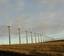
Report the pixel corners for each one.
[40,33,42,43]
[25,31,28,44]
[8,26,11,45]
[18,28,21,44]
[38,33,40,43]
[30,32,33,43]
[34,32,37,43]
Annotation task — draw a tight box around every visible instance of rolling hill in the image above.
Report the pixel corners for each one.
[0,40,64,56]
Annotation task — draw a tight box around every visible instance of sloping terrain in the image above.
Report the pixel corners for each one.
[0,40,64,56]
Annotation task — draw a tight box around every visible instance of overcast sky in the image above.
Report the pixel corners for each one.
[0,0,64,39]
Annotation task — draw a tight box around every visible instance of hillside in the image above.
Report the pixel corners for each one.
[0,40,64,56]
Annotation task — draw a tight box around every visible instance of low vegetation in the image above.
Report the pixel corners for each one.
[0,40,64,56]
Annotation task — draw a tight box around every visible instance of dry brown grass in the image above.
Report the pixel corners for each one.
[0,40,64,56]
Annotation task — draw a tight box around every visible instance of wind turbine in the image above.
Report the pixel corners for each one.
[18,27,21,44]
[37,33,40,43]
[8,26,11,45]
[40,33,43,43]
[30,32,33,43]
[34,32,37,43]
[25,30,28,44]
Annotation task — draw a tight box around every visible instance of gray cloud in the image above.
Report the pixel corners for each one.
[0,0,64,36]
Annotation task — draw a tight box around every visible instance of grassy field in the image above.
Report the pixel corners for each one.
[0,40,64,56]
